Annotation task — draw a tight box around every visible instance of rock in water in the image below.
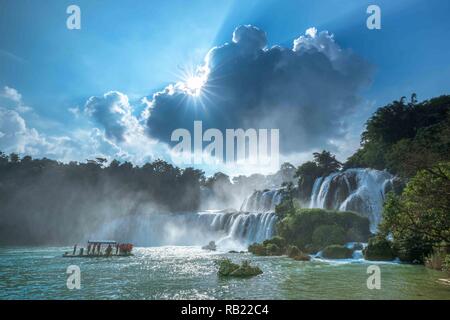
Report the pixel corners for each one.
[286,245,311,261]
[202,241,217,251]
[321,245,353,259]
[363,237,396,261]
[217,259,263,277]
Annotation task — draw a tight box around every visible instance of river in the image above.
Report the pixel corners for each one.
[1,246,449,299]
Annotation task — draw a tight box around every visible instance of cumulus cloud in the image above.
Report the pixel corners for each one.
[0,108,40,153]
[83,91,163,163]
[84,91,139,142]
[1,86,31,113]
[145,25,373,155]
[2,86,22,102]
[0,89,159,165]
[0,87,95,161]
[0,105,135,163]
[0,107,66,156]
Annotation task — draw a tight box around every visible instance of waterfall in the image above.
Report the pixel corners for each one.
[240,188,284,212]
[94,168,393,249]
[201,210,277,246]
[308,168,395,232]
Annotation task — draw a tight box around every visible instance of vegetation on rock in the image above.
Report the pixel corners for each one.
[216,259,263,277]
[248,208,369,260]
[276,208,371,253]
[248,237,310,261]
[321,245,353,259]
[363,237,396,261]
[248,237,286,256]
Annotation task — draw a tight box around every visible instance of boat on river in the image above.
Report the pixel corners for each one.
[63,240,133,258]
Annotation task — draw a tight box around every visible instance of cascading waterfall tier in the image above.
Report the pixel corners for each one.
[195,189,285,246]
[199,210,278,245]
[309,168,395,232]
[240,188,285,212]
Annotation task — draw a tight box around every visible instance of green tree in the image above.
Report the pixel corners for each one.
[312,150,342,176]
[385,115,450,177]
[380,162,450,262]
[9,153,19,163]
[294,151,342,202]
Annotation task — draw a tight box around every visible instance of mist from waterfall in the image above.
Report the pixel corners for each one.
[92,210,278,251]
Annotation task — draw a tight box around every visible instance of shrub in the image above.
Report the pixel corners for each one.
[425,251,445,271]
[425,246,450,271]
[443,255,450,273]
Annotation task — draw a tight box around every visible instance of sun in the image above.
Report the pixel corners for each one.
[185,75,206,96]
[186,76,204,94]
[174,64,210,98]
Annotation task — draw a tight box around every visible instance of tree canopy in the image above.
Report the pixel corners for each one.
[345,95,450,176]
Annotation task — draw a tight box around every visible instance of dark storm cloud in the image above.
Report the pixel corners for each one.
[145,25,373,153]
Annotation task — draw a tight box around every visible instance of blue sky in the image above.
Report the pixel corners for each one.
[1,0,449,175]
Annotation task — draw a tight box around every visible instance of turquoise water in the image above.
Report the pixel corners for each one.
[0,246,449,300]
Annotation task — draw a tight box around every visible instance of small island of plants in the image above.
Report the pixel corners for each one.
[216,259,263,277]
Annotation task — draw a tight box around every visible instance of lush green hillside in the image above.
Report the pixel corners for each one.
[346,94,450,269]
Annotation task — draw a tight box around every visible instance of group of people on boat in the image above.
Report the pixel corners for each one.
[86,242,118,256]
[67,241,133,257]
